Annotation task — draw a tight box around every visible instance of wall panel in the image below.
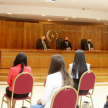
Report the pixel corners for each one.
[0,20,108,50]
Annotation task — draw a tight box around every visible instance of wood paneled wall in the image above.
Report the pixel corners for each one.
[0,20,108,50]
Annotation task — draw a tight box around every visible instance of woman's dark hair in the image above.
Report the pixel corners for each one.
[13,52,27,74]
[48,54,73,86]
[72,50,87,78]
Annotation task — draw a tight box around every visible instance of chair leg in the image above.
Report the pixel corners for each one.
[90,95,94,108]
[1,96,4,108]
[7,100,11,108]
[22,100,24,107]
[79,96,82,108]
[30,99,32,107]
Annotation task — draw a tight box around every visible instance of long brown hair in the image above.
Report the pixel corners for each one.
[48,54,73,86]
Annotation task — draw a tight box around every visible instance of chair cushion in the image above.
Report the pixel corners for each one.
[79,92,90,96]
[4,94,30,100]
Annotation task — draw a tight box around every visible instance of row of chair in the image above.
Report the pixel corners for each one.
[1,71,96,108]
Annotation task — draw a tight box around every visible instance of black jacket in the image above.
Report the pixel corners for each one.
[36,40,50,49]
[61,41,72,50]
[82,42,93,50]
[104,101,108,108]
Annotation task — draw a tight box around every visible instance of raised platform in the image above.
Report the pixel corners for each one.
[0,68,108,83]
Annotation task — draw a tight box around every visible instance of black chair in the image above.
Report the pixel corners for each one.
[36,39,41,49]
[81,39,87,49]
[56,38,64,49]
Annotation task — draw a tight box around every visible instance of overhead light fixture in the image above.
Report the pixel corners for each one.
[64,18,68,20]
[72,17,76,18]
[44,0,56,2]
[7,13,12,15]
[42,15,46,16]
[48,19,51,21]
[97,19,100,20]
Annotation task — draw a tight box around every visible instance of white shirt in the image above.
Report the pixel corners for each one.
[40,72,64,108]
[69,63,90,79]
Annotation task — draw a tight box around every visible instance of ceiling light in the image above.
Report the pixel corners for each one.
[64,18,68,20]
[42,15,46,16]
[48,19,51,21]
[97,19,100,20]
[7,13,12,15]
[44,0,56,2]
[72,17,76,18]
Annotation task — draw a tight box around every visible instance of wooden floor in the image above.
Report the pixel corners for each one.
[0,68,108,82]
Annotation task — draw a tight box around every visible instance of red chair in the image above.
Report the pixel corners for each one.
[50,86,78,108]
[77,71,96,108]
[1,72,34,108]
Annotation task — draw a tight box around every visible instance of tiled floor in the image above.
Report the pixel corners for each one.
[0,82,107,108]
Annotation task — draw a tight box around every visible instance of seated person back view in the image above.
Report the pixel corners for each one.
[61,36,72,50]
[36,36,50,49]
[31,54,73,108]
[104,95,108,108]
[6,52,32,108]
[82,39,94,50]
[69,50,90,94]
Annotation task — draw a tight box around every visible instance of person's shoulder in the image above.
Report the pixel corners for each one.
[10,64,20,70]
[47,72,61,79]
[86,63,90,66]
[24,65,32,71]
[69,63,73,67]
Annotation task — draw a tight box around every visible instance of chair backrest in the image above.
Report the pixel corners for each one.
[36,39,41,49]
[50,86,78,108]
[78,71,96,91]
[81,39,87,49]
[56,38,64,49]
[12,72,34,95]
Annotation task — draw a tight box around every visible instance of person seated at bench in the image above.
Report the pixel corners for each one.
[31,54,73,108]
[61,36,72,50]
[6,52,32,108]
[36,36,50,49]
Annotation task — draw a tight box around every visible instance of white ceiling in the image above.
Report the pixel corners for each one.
[0,0,108,23]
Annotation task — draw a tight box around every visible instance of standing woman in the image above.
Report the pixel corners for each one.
[6,52,32,108]
[69,50,90,94]
[31,54,73,108]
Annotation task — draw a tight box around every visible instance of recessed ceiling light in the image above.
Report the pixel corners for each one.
[44,0,56,2]
[97,19,100,20]
[7,13,12,15]
[72,17,76,18]
[64,18,68,20]
[42,15,46,16]
[48,19,51,21]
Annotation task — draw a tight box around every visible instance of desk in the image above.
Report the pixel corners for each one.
[0,49,108,68]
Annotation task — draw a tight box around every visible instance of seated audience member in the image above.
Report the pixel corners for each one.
[36,36,50,49]
[6,52,32,108]
[68,50,90,94]
[83,39,94,50]
[104,95,108,108]
[31,54,73,108]
[61,36,72,50]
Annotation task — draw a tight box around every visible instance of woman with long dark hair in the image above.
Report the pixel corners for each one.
[69,50,90,94]
[6,52,32,108]
[31,54,73,108]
